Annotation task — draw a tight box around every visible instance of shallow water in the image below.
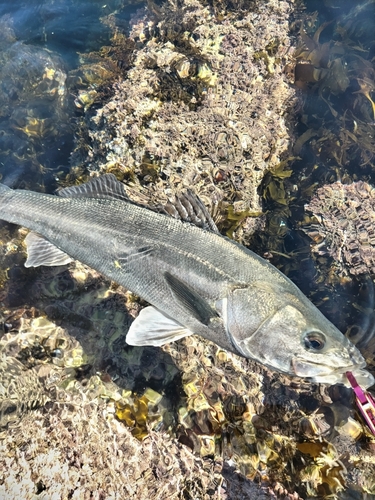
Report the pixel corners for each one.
[0,0,375,499]
[0,0,141,189]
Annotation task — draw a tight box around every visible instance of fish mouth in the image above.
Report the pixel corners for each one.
[310,368,374,388]
[291,357,375,388]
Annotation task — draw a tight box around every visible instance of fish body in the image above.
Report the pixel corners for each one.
[0,175,373,388]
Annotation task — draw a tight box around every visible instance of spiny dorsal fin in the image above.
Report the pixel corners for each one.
[56,174,129,201]
[57,176,219,234]
[24,231,72,267]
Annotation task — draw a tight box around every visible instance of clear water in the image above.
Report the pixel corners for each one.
[0,0,141,189]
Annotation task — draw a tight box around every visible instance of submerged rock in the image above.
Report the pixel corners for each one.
[0,14,71,186]
[303,181,375,277]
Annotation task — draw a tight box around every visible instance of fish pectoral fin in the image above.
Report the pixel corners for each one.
[126,306,193,346]
[164,271,219,326]
[24,231,72,268]
[56,173,129,201]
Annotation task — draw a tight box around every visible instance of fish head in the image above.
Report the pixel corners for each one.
[225,284,374,388]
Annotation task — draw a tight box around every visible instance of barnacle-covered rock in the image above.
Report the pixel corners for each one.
[164,337,303,489]
[0,42,67,117]
[302,181,375,277]
[2,261,375,498]
[1,254,181,385]
[297,441,348,497]
[1,318,85,368]
[163,332,375,498]
[0,314,89,429]
[0,308,303,499]
[69,54,123,112]
[0,401,223,499]
[73,0,296,225]
[0,354,46,428]
[0,398,302,499]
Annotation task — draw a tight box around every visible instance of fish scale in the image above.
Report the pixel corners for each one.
[0,186,260,292]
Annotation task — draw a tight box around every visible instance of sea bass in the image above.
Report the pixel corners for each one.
[0,174,373,388]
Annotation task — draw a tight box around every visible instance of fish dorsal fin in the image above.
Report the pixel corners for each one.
[164,271,219,325]
[56,174,129,201]
[24,231,72,267]
[164,190,219,233]
[126,306,193,346]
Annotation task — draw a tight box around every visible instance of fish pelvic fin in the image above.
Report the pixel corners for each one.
[164,271,219,325]
[56,173,129,201]
[126,306,193,346]
[24,231,72,267]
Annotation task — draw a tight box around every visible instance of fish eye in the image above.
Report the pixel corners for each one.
[303,331,326,351]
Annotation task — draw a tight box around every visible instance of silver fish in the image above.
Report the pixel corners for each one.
[0,174,373,388]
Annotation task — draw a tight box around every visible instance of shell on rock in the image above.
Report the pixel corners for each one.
[303,181,375,276]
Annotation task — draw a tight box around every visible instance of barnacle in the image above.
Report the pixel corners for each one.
[361,473,375,495]
[296,410,332,438]
[1,317,86,369]
[302,180,375,277]
[300,464,323,495]
[298,441,347,496]
[72,0,296,220]
[316,443,343,472]
[74,89,98,111]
